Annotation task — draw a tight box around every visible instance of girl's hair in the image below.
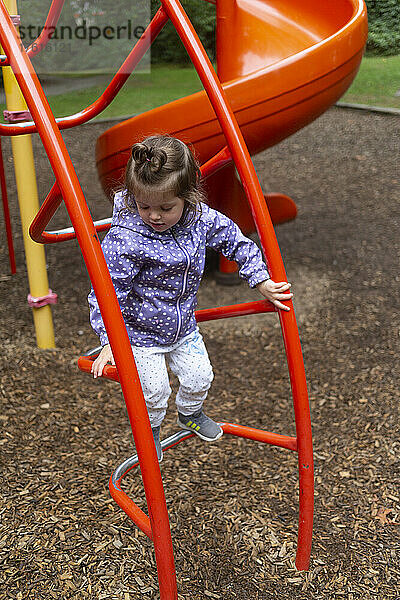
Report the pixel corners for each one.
[124,135,205,226]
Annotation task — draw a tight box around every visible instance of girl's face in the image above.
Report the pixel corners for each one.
[136,193,185,232]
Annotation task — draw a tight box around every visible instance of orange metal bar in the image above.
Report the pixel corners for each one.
[195,299,276,320]
[0,4,177,599]
[108,478,153,540]
[78,355,120,382]
[222,423,297,451]
[201,145,232,179]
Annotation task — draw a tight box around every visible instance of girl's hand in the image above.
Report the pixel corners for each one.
[256,279,293,311]
[91,344,115,378]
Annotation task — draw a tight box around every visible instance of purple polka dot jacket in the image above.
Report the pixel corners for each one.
[88,191,270,347]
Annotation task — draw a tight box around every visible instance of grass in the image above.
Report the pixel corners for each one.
[42,55,400,116]
[341,55,400,109]
[0,65,203,121]
[1,56,399,121]
[45,65,204,120]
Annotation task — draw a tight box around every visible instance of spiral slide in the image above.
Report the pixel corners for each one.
[96,0,368,230]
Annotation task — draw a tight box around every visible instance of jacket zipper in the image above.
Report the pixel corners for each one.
[171,232,191,344]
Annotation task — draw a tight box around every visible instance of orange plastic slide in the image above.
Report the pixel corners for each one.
[96,0,368,230]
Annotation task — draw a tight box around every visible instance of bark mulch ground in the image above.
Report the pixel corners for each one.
[0,107,399,599]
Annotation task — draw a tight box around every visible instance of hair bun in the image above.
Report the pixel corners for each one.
[149,148,167,172]
[131,143,148,165]
[131,143,167,174]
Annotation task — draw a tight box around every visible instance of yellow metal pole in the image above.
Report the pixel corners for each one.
[1,0,56,348]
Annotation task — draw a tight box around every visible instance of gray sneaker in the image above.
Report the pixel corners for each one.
[177,410,223,441]
[152,426,163,462]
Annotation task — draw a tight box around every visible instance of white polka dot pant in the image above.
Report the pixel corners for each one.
[131,328,214,427]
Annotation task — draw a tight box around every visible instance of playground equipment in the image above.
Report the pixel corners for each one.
[1,0,56,348]
[0,1,367,598]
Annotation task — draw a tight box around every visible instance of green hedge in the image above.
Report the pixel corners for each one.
[365,0,400,55]
[150,0,215,64]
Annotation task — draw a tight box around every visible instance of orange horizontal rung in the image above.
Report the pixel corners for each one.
[78,354,120,382]
[195,299,275,321]
[221,422,297,451]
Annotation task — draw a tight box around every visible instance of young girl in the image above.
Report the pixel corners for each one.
[88,135,293,461]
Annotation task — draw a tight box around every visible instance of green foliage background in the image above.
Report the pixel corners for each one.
[150,0,215,64]
[365,0,400,55]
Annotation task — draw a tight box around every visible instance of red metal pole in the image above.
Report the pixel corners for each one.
[0,4,177,597]
[0,137,16,273]
[160,0,313,569]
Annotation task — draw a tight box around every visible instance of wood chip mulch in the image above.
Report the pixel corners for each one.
[0,108,399,599]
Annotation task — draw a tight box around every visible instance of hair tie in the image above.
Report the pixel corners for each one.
[146,157,152,162]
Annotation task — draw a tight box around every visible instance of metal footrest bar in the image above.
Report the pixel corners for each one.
[43,218,112,243]
[109,423,297,537]
[112,430,195,485]
[109,430,194,538]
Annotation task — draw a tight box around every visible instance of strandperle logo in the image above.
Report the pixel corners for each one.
[17,2,151,74]
[19,20,146,47]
